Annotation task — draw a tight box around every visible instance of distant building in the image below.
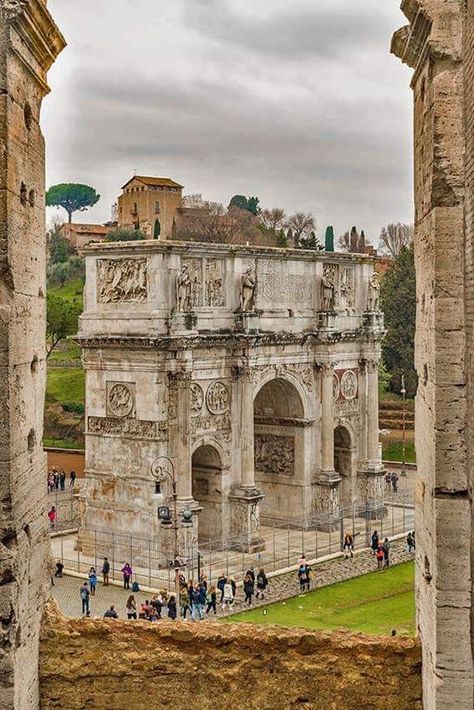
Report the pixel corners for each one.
[117,175,184,239]
[60,223,111,250]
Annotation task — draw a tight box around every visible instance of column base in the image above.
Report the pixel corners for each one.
[357,465,387,518]
[314,471,342,531]
[169,311,198,334]
[234,311,260,334]
[228,486,265,552]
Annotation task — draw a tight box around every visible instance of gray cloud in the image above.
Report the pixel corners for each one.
[44,0,412,242]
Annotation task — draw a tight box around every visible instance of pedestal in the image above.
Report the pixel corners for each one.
[228,487,265,552]
[234,311,260,333]
[363,311,385,332]
[314,471,342,532]
[357,465,386,519]
[169,311,198,334]
[317,310,337,331]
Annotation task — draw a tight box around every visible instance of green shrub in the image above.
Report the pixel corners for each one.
[61,401,85,415]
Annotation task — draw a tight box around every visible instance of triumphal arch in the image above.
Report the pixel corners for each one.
[77,241,384,552]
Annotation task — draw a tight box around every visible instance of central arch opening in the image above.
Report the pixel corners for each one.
[254,378,305,524]
[192,444,223,544]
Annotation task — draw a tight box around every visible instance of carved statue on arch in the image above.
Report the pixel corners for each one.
[367,272,380,312]
[240,267,256,312]
[175,264,192,312]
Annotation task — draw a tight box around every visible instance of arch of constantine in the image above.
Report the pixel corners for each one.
[77,241,385,553]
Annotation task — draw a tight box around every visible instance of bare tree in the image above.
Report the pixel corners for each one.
[286,212,315,245]
[259,208,286,232]
[338,226,367,252]
[175,202,260,244]
[378,223,414,257]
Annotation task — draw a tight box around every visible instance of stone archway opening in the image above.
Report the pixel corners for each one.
[192,444,223,544]
[254,378,306,524]
[334,425,353,510]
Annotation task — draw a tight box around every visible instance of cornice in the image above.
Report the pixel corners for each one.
[7,0,66,93]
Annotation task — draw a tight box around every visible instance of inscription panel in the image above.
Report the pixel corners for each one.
[257,259,312,307]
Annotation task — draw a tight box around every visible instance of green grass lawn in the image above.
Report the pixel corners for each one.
[382,440,416,463]
[225,562,415,637]
[49,277,84,308]
[46,367,85,404]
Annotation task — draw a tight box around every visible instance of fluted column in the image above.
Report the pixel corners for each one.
[358,360,368,464]
[168,371,193,499]
[366,359,380,464]
[240,368,255,488]
[321,362,335,472]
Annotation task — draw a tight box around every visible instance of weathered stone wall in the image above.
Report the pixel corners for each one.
[392,1,474,707]
[0,2,64,708]
[39,603,421,710]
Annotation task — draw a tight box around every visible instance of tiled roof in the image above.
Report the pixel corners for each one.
[121,175,184,190]
[62,224,109,234]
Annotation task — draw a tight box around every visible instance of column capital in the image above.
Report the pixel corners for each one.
[316,361,335,375]
[167,370,192,385]
[366,359,379,374]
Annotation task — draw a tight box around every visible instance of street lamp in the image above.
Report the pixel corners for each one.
[151,456,193,620]
[400,374,407,479]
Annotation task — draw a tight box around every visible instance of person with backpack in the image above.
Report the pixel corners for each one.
[376,544,384,570]
[121,562,132,590]
[256,568,268,600]
[54,559,64,578]
[407,531,415,554]
[205,585,217,615]
[104,605,118,619]
[80,582,90,616]
[298,563,311,592]
[383,538,391,568]
[88,567,97,595]
[243,573,254,606]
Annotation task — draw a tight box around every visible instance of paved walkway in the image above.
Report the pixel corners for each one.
[52,537,413,620]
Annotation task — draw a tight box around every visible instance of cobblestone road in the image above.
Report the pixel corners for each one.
[52,538,412,619]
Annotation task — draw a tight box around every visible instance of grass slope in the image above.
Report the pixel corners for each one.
[46,368,85,404]
[225,561,415,637]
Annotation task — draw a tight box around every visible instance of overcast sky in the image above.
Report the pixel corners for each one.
[44,0,412,243]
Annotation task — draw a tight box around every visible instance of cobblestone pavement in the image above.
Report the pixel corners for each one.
[52,538,413,620]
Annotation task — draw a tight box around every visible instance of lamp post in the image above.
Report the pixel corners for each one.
[401,374,407,479]
[151,456,193,620]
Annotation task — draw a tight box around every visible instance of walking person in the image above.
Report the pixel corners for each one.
[101,557,110,586]
[221,578,234,611]
[191,583,204,621]
[205,585,217,615]
[167,595,177,620]
[406,531,415,554]
[343,532,354,559]
[243,573,254,606]
[80,582,90,616]
[371,530,379,555]
[383,538,391,568]
[180,587,191,619]
[255,568,268,600]
[376,544,384,570]
[54,559,64,578]
[48,506,56,531]
[126,595,137,619]
[88,567,97,595]
[121,562,132,590]
[217,572,226,604]
[69,470,76,488]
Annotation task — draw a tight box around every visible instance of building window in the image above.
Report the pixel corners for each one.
[155,201,160,214]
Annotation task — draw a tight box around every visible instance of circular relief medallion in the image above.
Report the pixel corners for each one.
[333,373,341,400]
[190,383,204,417]
[206,381,230,414]
[108,383,134,418]
[341,370,358,400]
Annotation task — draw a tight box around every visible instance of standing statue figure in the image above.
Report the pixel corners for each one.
[367,272,380,312]
[321,273,336,311]
[175,264,191,312]
[240,267,256,312]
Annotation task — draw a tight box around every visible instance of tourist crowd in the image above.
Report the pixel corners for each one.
[47,467,76,493]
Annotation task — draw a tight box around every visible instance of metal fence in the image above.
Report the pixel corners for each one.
[47,488,78,531]
[51,500,414,591]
